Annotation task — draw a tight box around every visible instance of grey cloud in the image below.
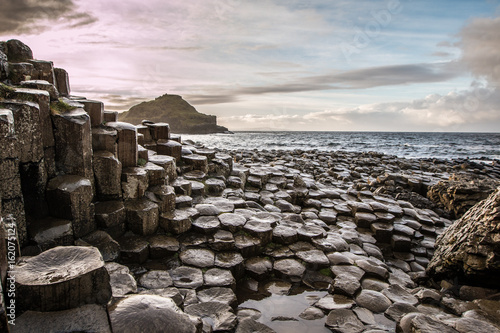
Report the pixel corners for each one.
[432,51,453,57]
[460,16,500,86]
[188,62,460,105]
[0,0,96,34]
[184,94,239,105]
[307,62,459,89]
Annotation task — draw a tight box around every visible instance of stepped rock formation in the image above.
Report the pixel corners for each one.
[1,39,500,332]
[427,187,500,288]
[119,94,228,134]
[427,173,500,219]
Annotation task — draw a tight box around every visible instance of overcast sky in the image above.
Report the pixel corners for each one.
[1,0,500,131]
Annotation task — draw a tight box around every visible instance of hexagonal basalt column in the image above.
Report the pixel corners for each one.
[13,246,111,313]
[146,122,170,141]
[74,99,104,127]
[92,127,118,155]
[106,122,138,168]
[46,175,95,238]
[94,201,126,238]
[103,110,118,123]
[149,155,177,183]
[10,88,54,149]
[52,108,93,179]
[8,62,33,84]
[136,125,153,143]
[28,59,56,83]
[182,154,208,174]
[54,67,70,96]
[121,167,148,200]
[125,199,159,235]
[157,140,181,160]
[0,100,43,163]
[20,80,59,101]
[93,151,122,200]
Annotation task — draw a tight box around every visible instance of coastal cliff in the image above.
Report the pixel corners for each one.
[119,94,228,134]
[0,40,500,332]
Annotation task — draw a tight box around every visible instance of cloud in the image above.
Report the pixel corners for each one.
[459,16,500,86]
[184,61,461,105]
[185,94,239,105]
[219,83,500,131]
[0,0,96,34]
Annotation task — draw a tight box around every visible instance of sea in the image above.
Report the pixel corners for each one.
[181,131,500,163]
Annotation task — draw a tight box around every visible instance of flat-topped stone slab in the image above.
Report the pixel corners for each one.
[79,230,120,262]
[138,270,173,289]
[105,262,137,297]
[14,246,111,313]
[157,140,182,161]
[146,122,170,140]
[125,198,159,235]
[185,301,237,332]
[148,234,180,258]
[170,266,204,289]
[149,154,177,182]
[94,200,126,237]
[108,295,198,333]
[179,248,215,268]
[182,154,208,173]
[29,217,73,251]
[20,79,58,100]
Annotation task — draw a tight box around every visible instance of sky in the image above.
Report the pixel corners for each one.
[1,0,500,132]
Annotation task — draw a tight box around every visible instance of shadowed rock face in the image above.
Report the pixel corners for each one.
[427,187,500,288]
[12,304,112,333]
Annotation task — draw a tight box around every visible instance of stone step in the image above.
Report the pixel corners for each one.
[29,217,73,251]
[46,175,95,238]
[13,246,111,313]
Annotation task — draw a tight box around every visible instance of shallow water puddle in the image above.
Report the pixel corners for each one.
[238,288,331,333]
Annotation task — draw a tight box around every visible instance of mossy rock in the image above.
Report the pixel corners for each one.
[50,98,77,115]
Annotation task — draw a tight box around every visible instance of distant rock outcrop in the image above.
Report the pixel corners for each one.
[119,94,228,134]
[427,186,500,288]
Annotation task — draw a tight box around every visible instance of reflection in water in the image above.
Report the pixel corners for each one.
[238,282,331,333]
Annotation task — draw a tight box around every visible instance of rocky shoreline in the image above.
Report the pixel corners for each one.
[1,40,500,333]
